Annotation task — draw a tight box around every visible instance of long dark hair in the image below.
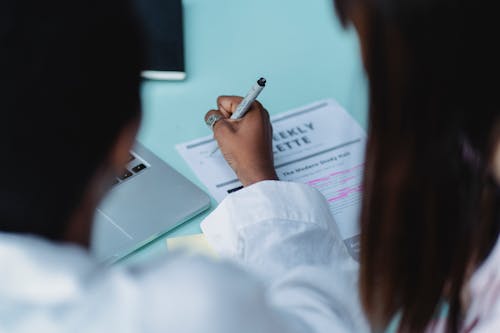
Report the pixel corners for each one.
[334,0,500,331]
[0,0,143,240]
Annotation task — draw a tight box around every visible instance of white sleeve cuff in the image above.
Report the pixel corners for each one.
[200,180,335,258]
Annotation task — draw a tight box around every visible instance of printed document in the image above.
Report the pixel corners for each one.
[176,99,366,259]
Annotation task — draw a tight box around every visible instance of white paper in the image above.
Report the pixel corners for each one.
[176,99,366,259]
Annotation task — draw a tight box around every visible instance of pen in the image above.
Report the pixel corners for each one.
[210,77,267,156]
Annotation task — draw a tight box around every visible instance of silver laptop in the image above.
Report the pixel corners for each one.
[90,142,210,262]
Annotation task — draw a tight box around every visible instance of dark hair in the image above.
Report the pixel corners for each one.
[334,0,500,332]
[0,0,143,240]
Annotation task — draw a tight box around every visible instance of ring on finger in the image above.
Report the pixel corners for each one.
[205,114,222,130]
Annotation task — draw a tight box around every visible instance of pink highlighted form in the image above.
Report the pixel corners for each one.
[307,163,364,205]
[327,185,363,203]
[307,164,364,187]
[307,177,330,185]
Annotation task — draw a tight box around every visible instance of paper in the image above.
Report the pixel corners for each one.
[166,234,217,257]
[176,99,366,259]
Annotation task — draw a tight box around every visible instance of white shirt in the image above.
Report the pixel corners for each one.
[427,224,500,333]
[0,181,367,333]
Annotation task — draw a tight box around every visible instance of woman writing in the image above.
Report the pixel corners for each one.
[1,0,498,332]
[206,0,500,331]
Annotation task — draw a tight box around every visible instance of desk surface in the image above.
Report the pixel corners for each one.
[127,0,368,262]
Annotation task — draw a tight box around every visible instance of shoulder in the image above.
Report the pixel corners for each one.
[134,254,264,299]
[128,254,289,333]
[0,233,284,333]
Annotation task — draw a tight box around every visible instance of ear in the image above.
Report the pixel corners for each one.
[493,139,500,185]
[109,117,141,175]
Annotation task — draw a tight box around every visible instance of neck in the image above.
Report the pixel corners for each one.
[63,173,107,248]
[64,198,95,248]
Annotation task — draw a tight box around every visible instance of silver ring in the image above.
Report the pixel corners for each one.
[206,114,222,130]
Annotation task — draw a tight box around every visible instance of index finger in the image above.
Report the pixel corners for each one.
[217,96,244,116]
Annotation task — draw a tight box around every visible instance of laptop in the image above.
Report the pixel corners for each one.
[91,142,210,262]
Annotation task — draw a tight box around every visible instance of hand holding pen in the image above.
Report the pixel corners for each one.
[208,78,267,155]
[204,80,278,187]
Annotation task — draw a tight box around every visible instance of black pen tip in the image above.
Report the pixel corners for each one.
[257,78,267,87]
